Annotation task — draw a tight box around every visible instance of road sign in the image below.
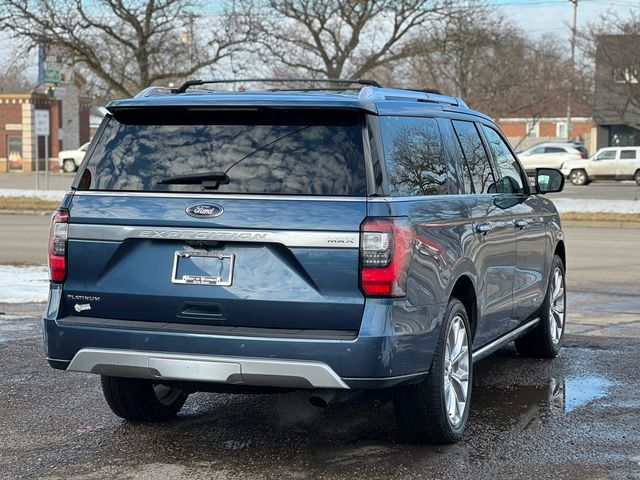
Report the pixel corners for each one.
[43,68,61,83]
[35,110,50,136]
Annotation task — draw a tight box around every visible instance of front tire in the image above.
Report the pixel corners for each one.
[62,159,77,173]
[515,255,566,358]
[393,298,472,444]
[569,169,588,185]
[101,376,188,421]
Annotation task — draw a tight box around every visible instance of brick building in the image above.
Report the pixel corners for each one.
[497,116,596,153]
[0,92,91,173]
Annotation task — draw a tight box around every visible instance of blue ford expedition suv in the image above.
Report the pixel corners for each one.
[44,79,566,444]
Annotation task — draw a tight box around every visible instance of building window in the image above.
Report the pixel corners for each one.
[7,135,23,171]
[525,121,539,138]
[613,67,639,84]
[556,121,568,139]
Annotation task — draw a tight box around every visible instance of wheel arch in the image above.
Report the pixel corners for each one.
[450,274,477,341]
[554,240,566,271]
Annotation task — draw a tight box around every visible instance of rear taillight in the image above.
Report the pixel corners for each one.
[48,209,69,282]
[580,152,585,159]
[360,217,414,297]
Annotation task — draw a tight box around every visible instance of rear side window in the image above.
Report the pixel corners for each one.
[452,120,495,194]
[78,109,367,196]
[481,125,525,195]
[620,149,637,159]
[544,147,566,153]
[379,116,447,196]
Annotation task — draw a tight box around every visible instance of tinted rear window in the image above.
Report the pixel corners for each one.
[379,116,447,196]
[620,149,637,159]
[78,109,367,196]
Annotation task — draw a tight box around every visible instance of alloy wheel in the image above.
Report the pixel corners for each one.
[443,315,470,428]
[570,170,586,185]
[549,266,565,345]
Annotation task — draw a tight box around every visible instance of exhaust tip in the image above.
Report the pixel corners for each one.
[308,390,337,408]
[308,395,329,408]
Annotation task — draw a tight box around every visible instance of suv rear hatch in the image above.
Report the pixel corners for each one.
[62,107,369,335]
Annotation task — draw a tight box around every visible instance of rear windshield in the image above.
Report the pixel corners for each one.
[77,109,367,196]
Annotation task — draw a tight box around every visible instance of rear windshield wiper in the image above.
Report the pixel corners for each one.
[157,172,230,190]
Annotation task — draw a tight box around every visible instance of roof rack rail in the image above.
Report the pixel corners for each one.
[173,78,381,94]
[358,86,466,108]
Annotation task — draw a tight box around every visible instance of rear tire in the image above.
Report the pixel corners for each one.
[100,376,188,421]
[393,298,472,444]
[62,159,77,173]
[569,169,587,185]
[634,170,640,186]
[515,255,566,358]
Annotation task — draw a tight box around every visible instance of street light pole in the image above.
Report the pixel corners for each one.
[567,0,578,141]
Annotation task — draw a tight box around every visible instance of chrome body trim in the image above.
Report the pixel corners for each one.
[67,348,350,389]
[72,190,367,202]
[67,224,360,249]
[472,318,540,362]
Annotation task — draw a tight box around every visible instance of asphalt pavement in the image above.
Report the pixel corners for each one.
[0,305,638,479]
[1,173,640,200]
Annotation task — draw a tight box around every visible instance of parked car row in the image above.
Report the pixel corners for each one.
[517,142,640,186]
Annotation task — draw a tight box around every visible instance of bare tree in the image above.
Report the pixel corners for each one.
[252,0,452,80]
[408,2,585,122]
[0,0,253,98]
[0,52,35,93]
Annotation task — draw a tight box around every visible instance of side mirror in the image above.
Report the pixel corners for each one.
[536,168,564,194]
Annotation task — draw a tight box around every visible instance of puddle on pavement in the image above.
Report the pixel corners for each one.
[563,376,613,412]
[472,375,615,428]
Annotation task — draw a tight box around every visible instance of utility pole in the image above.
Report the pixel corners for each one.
[566,0,578,141]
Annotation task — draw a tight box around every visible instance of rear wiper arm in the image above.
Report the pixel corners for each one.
[157,172,230,190]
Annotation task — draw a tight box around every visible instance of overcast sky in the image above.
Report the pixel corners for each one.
[496,0,637,35]
[2,0,638,83]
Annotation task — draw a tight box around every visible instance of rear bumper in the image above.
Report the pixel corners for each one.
[44,288,446,390]
[67,348,349,389]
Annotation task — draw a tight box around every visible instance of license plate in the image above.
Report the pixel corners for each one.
[171,251,235,286]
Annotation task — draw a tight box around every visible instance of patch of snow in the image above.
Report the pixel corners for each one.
[0,189,67,202]
[553,198,640,214]
[0,265,49,303]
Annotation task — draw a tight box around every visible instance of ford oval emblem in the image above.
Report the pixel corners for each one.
[186,203,224,218]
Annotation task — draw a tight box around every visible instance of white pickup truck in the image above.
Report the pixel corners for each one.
[58,142,90,173]
[561,147,640,185]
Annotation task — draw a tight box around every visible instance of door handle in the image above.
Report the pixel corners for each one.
[475,223,494,234]
[514,219,529,229]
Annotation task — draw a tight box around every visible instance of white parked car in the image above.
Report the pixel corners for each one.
[58,142,90,173]
[561,147,640,185]
[517,143,584,174]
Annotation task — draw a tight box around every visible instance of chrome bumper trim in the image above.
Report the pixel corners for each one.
[67,348,349,389]
[67,224,359,249]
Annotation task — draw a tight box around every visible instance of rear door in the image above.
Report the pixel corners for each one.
[616,149,638,178]
[64,107,369,334]
[450,120,517,346]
